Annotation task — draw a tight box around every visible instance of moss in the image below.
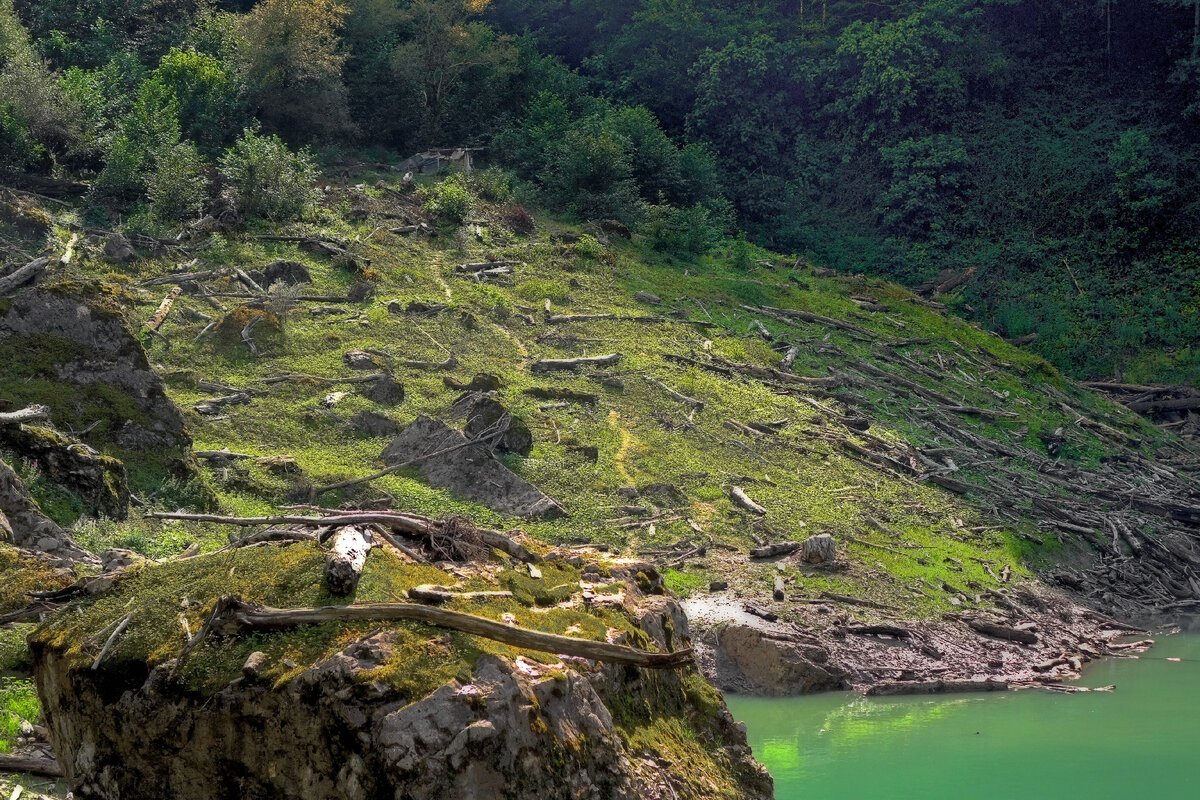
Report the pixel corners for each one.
[32,545,651,699]
[0,546,74,615]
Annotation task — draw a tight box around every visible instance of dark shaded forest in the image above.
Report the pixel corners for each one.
[3,0,1199,383]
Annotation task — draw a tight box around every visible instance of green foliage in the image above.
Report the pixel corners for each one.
[0,102,46,170]
[95,79,181,199]
[147,140,207,223]
[641,203,719,255]
[238,0,352,142]
[0,678,38,754]
[878,135,969,238]
[146,48,248,154]
[421,173,475,224]
[218,129,319,221]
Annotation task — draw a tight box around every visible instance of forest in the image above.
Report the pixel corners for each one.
[3,0,1199,383]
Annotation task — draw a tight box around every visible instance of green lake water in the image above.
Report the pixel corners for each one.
[727,633,1200,800]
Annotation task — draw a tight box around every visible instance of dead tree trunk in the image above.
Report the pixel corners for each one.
[324,527,373,595]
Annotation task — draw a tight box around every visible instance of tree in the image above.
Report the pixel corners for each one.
[239,0,352,142]
[391,0,516,146]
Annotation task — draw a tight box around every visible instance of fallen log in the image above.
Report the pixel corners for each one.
[141,268,230,286]
[845,624,912,639]
[408,585,515,604]
[146,286,183,332]
[324,526,373,595]
[531,353,621,372]
[750,542,800,559]
[193,595,691,669]
[394,354,458,371]
[729,486,767,516]
[0,404,50,426]
[645,376,704,410]
[454,260,517,273]
[1126,397,1200,414]
[194,393,252,415]
[0,255,51,295]
[0,753,63,778]
[547,314,669,324]
[967,618,1038,645]
[773,575,786,601]
[750,305,875,338]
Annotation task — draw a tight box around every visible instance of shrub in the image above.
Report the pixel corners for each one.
[0,103,46,170]
[422,174,474,224]
[641,204,719,255]
[503,204,535,234]
[219,129,319,221]
[470,167,513,202]
[574,234,605,259]
[148,140,207,222]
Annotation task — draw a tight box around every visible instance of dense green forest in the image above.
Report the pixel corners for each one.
[3,0,1199,383]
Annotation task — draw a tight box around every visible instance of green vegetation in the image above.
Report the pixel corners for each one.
[0,678,38,754]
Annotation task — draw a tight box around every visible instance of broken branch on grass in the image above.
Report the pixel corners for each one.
[190,595,692,669]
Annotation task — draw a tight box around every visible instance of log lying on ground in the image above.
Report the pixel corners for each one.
[394,354,458,371]
[324,526,373,595]
[729,485,767,516]
[0,404,50,426]
[145,286,183,332]
[547,313,670,324]
[967,618,1038,645]
[0,753,63,778]
[193,595,692,669]
[645,376,704,410]
[140,268,230,286]
[454,260,518,273]
[749,305,875,338]
[531,353,621,372]
[408,585,515,604]
[845,624,912,639]
[750,542,800,559]
[0,256,51,295]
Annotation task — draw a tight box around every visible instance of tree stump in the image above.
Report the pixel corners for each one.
[802,534,836,564]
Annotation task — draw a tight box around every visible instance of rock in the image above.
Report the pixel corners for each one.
[709,581,729,593]
[444,373,503,393]
[32,610,773,800]
[103,234,136,263]
[347,281,377,302]
[596,219,631,238]
[380,415,563,519]
[351,411,400,438]
[362,376,405,406]
[100,549,146,572]
[0,287,190,451]
[261,260,312,286]
[0,455,96,564]
[257,455,301,476]
[450,392,532,455]
[633,291,661,305]
[712,625,845,696]
[0,423,130,520]
[344,350,381,371]
[801,534,837,565]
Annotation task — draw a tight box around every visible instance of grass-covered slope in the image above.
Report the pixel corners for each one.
[10,169,1193,623]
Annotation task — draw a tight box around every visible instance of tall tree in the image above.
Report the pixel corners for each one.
[239,0,352,142]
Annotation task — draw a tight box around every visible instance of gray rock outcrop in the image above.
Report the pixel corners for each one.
[33,599,773,800]
[0,287,190,451]
[0,455,96,564]
[381,415,563,518]
[710,625,846,696]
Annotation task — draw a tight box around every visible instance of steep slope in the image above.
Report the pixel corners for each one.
[2,170,1200,793]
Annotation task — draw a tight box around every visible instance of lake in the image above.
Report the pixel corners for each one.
[727,632,1200,800]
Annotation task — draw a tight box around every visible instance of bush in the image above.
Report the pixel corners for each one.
[503,204,535,234]
[148,140,207,222]
[0,102,46,170]
[641,204,719,255]
[422,174,474,224]
[470,167,513,202]
[219,129,319,221]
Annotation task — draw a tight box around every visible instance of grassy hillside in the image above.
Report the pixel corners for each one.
[9,168,1186,617]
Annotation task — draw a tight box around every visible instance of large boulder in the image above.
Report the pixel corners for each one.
[710,625,846,696]
[0,455,96,564]
[0,286,190,451]
[450,391,533,455]
[381,415,562,518]
[0,423,129,520]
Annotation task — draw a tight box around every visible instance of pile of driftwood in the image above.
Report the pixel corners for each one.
[1084,381,1200,443]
